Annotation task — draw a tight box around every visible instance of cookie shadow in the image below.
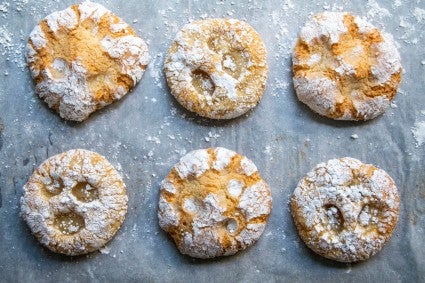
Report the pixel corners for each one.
[303,244,366,270]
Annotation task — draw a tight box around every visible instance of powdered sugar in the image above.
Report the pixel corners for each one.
[236,223,266,246]
[158,148,272,258]
[78,0,109,23]
[239,180,271,221]
[100,35,149,84]
[293,12,402,121]
[308,54,321,66]
[28,25,47,49]
[26,1,149,121]
[240,157,257,176]
[20,149,128,256]
[371,33,402,84]
[354,16,376,34]
[158,195,179,228]
[227,179,244,197]
[412,120,425,147]
[292,157,399,262]
[213,147,236,170]
[165,18,267,119]
[37,58,95,121]
[160,179,176,194]
[294,76,338,117]
[174,149,210,179]
[300,12,347,45]
[45,6,78,33]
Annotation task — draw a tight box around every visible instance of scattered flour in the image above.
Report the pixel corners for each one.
[412,121,425,147]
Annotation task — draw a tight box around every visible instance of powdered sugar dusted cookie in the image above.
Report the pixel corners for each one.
[158,147,272,258]
[21,149,128,256]
[165,19,268,119]
[291,157,399,262]
[293,12,402,121]
[26,1,149,121]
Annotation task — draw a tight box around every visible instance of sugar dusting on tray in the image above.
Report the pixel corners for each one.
[412,120,425,147]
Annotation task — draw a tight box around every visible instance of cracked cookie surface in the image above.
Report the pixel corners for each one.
[293,12,401,121]
[158,147,272,258]
[26,1,149,121]
[291,157,399,262]
[20,149,128,256]
[165,18,268,119]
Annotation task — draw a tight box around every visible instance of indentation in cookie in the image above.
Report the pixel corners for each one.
[323,204,344,232]
[42,178,64,198]
[191,69,215,97]
[222,51,244,79]
[54,211,85,235]
[71,181,99,202]
[224,218,238,235]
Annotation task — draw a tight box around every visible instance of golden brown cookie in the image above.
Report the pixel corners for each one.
[26,1,149,121]
[158,147,272,258]
[291,157,399,262]
[165,19,268,119]
[292,12,402,121]
[20,149,128,256]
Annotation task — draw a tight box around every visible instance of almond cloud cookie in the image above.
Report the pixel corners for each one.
[165,19,268,119]
[158,147,272,258]
[26,1,149,122]
[291,157,399,262]
[21,149,128,256]
[293,12,402,121]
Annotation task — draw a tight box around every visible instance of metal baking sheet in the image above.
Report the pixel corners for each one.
[1,0,424,281]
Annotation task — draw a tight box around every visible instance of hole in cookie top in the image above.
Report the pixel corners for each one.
[323,204,344,232]
[223,218,238,235]
[358,203,381,227]
[71,182,99,202]
[53,212,85,235]
[41,178,64,198]
[191,69,215,97]
[222,51,245,79]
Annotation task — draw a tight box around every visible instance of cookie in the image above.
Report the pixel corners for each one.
[291,157,399,262]
[165,18,268,119]
[158,147,272,258]
[26,1,149,122]
[292,12,402,121]
[20,149,128,256]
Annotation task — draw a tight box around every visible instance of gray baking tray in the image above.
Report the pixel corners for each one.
[0,0,424,282]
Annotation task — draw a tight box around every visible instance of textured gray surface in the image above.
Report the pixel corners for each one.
[0,0,424,282]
